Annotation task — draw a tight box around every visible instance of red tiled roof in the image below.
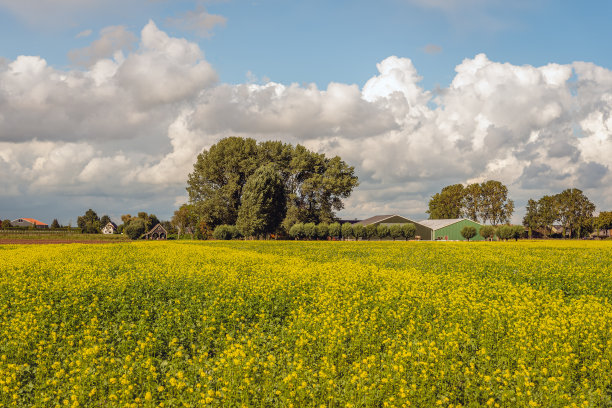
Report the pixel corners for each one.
[21,218,48,226]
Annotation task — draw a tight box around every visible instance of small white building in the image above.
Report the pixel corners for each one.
[101,222,117,234]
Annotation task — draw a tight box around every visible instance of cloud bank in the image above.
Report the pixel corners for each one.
[2,21,612,223]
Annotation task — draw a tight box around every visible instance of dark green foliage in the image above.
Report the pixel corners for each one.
[460,226,477,241]
[479,225,496,241]
[289,223,305,240]
[353,224,365,240]
[303,223,317,240]
[401,223,416,240]
[236,164,286,238]
[328,222,341,239]
[50,219,61,229]
[376,224,389,240]
[100,215,111,227]
[2,219,12,229]
[187,137,358,231]
[511,225,525,240]
[77,209,101,234]
[495,225,514,241]
[213,225,240,240]
[316,223,329,240]
[365,224,377,240]
[427,184,465,219]
[389,225,402,241]
[341,223,353,240]
[125,219,145,240]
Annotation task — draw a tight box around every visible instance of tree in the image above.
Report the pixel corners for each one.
[536,195,559,237]
[478,180,514,225]
[463,183,482,222]
[353,224,365,241]
[213,225,237,240]
[100,215,111,227]
[187,137,358,231]
[460,226,477,241]
[511,225,525,241]
[77,209,101,234]
[401,223,416,240]
[522,199,539,239]
[236,164,286,238]
[125,218,145,240]
[289,223,305,240]
[1,219,11,229]
[341,223,354,240]
[376,224,389,240]
[427,184,465,219]
[594,211,612,237]
[495,225,513,241]
[316,223,329,240]
[365,224,377,240]
[303,222,317,240]
[328,222,341,239]
[556,188,595,238]
[50,219,61,229]
[479,225,496,241]
[389,224,402,241]
[171,204,198,239]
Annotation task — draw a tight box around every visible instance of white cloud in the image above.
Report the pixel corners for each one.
[2,21,612,222]
[167,6,227,38]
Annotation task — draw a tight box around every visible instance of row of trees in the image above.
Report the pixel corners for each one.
[522,189,597,238]
[427,180,514,225]
[76,209,176,239]
[184,137,359,239]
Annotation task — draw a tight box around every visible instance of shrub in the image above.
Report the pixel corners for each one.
[496,225,514,241]
[401,223,416,240]
[328,222,341,239]
[479,225,496,241]
[353,224,365,240]
[341,223,354,240]
[365,224,377,240]
[289,223,305,240]
[461,226,477,241]
[389,225,402,241]
[303,223,317,240]
[316,223,329,240]
[376,224,389,240]
[125,219,146,240]
[213,225,240,240]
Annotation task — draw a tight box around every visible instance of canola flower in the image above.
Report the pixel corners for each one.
[1,240,612,407]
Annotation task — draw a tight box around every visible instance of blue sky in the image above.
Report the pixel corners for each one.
[1,0,612,225]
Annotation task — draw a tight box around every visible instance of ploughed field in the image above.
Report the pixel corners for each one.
[1,241,612,407]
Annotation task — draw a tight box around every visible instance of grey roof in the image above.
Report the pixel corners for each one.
[418,218,480,230]
[355,215,418,226]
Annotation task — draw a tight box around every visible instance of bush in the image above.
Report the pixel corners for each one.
[316,223,329,240]
[213,225,238,240]
[289,223,305,240]
[496,225,514,241]
[511,225,525,241]
[376,224,389,240]
[461,226,477,241]
[125,219,146,240]
[479,225,496,241]
[303,222,317,240]
[365,224,377,240]
[341,223,354,240]
[353,224,365,240]
[328,222,341,239]
[401,223,416,240]
[389,225,402,241]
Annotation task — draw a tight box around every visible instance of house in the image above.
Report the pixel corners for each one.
[419,218,484,241]
[101,222,117,234]
[10,218,48,229]
[354,214,432,240]
[142,223,167,240]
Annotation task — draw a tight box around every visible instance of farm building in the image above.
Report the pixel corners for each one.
[354,215,432,240]
[142,223,167,240]
[10,218,48,228]
[101,222,117,234]
[418,218,484,241]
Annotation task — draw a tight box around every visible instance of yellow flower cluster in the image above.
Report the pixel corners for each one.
[1,240,612,407]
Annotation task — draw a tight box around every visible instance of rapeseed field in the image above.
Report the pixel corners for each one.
[1,241,611,407]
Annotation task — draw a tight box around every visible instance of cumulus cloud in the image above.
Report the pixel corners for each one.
[69,26,136,67]
[3,21,612,223]
[167,6,227,38]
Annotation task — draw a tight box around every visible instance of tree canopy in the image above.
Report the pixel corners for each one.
[187,137,358,231]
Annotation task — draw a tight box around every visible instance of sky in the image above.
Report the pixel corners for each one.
[1,0,612,225]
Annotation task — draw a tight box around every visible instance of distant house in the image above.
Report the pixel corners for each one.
[101,222,117,234]
[418,218,484,241]
[10,218,48,229]
[142,224,167,240]
[355,214,432,240]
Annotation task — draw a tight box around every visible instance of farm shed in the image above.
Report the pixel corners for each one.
[418,218,484,241]
[142,223,167,240]
[355,215,432,240]
[10,218,48,228]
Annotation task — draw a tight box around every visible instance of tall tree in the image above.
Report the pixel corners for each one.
[478,180,514,225]
[187,137,358,231]
[236,164,286,238]
[427,184,465,219]
[556,188,595,238]
[522,199,539,239]
[536,195,559,237]
[463,183,482,222]
[171,204,198,238]
[50,219,61,229]
[77,209,101,234]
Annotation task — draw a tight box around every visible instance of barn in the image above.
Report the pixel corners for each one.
[354,215,432,240]
[11,218,48,229]
[418,218,484,241]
